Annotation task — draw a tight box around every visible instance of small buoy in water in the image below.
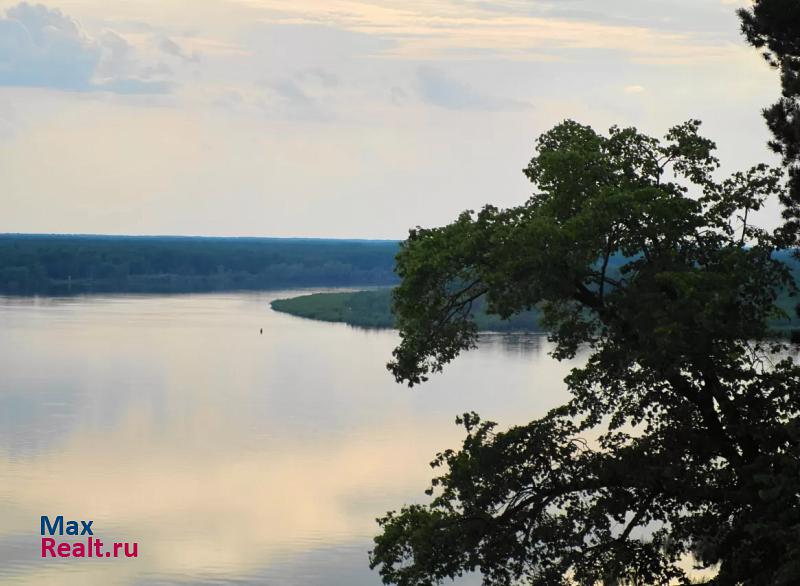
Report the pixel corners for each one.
[260,328,263,334]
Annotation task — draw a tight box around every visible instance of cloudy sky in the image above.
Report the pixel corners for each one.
[0,0,784,238]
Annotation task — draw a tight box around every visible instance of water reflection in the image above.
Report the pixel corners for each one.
[0,293,575,585]
[479,332,546,355]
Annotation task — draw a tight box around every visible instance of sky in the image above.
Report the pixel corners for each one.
[0,0,786,239]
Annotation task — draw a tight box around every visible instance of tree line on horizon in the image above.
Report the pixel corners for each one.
[0,234,400,294]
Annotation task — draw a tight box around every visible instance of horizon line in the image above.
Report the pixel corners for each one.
[0,232,402,243]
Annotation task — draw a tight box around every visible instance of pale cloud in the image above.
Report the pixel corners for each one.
[389,85,408,105]
[257,67,344,121]
[234,0,749,64]
[96,30,134,77]
[416,65,529,111]
[158,34,200,63]
[95,77,172,94]
[297,67,340,88]
[0,2,100,90]
[0,2,177,94]
[0,0,786,237]
[623,84,646,94]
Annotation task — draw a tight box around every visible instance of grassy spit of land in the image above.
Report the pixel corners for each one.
[271,288,543,330]
[272,251,800,333]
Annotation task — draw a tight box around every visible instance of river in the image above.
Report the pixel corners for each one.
[0,292,577,585]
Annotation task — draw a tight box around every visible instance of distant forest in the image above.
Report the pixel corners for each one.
[0,234,400,295]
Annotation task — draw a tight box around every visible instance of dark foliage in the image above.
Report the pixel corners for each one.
[370,120,800,585]
[739,0,800,246]
[271,275,799,333]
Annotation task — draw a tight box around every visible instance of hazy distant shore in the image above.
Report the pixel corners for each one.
[0,234,400,296]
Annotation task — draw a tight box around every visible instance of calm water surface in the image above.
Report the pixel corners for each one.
[0,292,577,585]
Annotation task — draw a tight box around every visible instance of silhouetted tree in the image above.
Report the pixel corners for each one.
[370,120,800,585]
[739,0,800,247]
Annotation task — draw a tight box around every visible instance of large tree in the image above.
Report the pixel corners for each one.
[739,0,800,246]
[369,119,800,585]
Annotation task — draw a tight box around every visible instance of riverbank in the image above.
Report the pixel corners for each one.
[271,285,800,335]
[271,288,544,331]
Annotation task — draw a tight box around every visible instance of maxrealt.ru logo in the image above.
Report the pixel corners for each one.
[40,516,139,559]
